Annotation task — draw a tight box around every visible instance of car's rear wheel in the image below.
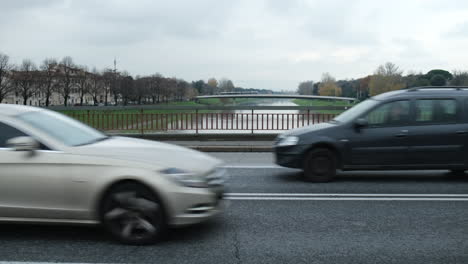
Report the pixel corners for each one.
[303,148,336,182]
[100,182,166,245]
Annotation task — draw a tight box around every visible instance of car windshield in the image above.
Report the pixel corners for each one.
[17,111,108,146]
[332,99,379,123]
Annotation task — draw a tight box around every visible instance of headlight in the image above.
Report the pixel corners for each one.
[160,168,208,188]
[206,168,229,185]
[276,136,299,146]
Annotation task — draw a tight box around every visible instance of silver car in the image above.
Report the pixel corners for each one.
[0,105,226,244]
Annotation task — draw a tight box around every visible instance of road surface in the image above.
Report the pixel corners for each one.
[0,153,467,264]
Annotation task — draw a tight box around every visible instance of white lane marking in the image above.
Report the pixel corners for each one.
[225,193,468,197]
[224,193,468,201]
[0,263,105,264]
[225,197,468,201]
[222,165,282,169]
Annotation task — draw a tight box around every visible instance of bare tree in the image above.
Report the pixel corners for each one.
[120,72,134,106]
[185,84,198,100]
[88,68,104,105]
[318,73,341,96]
[160,77,176,103]
[39,58,58,106]
[134,76,148,104]
[103,69,121,105]
[219,78,235,93]
[168,78,178,102]
[12,59,38,105]
[76,66,90,106]
[150,73,163,103]
[102,69,115,105]
[297,81,314,95]
[0,53,14,103]
[176,79,188,101]
[451,70,468,86]
[207,78,218,92]
[376,62,403,76]
[56,56,76,106]
[369,62,405,96]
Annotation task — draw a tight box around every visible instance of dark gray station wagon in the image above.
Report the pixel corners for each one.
[274,87,468,182]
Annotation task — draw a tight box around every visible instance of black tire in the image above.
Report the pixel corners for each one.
[303,148,337,183]
[99,182,166,245]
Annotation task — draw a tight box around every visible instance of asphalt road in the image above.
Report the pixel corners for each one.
[0,153,467,264]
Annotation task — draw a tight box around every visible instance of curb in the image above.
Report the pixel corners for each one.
[114,133,278,141]
[113,133,276,152]
[187,146,273,152]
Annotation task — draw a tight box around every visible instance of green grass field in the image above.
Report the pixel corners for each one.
[58,98,260,131]
[292,99,356,114]
[59,101,214,131]
[197,97,261,105]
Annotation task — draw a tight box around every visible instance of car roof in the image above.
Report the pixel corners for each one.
[0,104,43,117]
[373,86,468,101]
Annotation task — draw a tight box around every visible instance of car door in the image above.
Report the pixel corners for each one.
[0,121,69,220]
[407,98,466,166]
[346,100,412,167]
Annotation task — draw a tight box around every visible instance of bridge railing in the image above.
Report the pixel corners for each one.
[47,105,348,111]
[58,106,348,134]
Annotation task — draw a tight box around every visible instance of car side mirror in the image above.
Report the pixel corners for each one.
[6,136,39,153]
[354,118,368,130]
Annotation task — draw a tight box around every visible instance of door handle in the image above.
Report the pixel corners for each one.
[456,130,468,135]
[395,130,408,137]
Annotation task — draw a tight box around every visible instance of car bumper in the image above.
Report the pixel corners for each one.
[168,185,225,226]
[274,145,307,169]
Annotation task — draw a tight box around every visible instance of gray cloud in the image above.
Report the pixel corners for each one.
[445,21,468,39]
[2,0,468,91]
[1,0,61,10]
[68,0,236,42]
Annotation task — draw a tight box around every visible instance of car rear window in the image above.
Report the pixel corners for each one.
[415,99,457,124]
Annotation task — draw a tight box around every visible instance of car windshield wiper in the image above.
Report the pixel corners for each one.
[74,136,111,146]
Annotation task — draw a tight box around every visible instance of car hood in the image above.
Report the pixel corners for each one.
[70,136,223,173]
[280,122,337,137]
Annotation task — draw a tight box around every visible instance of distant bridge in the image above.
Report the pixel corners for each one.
[196,94,357,101]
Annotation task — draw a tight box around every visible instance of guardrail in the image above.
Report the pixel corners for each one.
[62,106,346,134]
[48,105,348,111]
[68,112,337,133]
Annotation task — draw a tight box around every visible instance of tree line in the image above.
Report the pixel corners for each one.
[297,62,468,99]
[0,52,273,106]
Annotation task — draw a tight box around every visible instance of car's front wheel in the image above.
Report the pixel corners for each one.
[303,148,337,183]
[100,182,166,245]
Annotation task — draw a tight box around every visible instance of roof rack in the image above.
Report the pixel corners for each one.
[407,86,468,92]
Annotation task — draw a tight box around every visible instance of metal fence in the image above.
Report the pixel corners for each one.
[59,106,345,133]
[68,112,337,133]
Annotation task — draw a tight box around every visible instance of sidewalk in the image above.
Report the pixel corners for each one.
[115,133,277,152]
[161,140,274,152]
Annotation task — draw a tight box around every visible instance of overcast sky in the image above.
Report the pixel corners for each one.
[2,0,468,91]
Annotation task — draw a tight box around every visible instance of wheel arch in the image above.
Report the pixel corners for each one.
[304,142,343,169]
[94,178,169,223]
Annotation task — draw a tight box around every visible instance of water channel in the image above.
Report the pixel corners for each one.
[172,99,334,134]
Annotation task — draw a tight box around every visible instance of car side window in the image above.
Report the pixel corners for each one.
[0,122,51,150]
[415,99,457,124]
[363,100,410,127]
[0,122,28,148]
